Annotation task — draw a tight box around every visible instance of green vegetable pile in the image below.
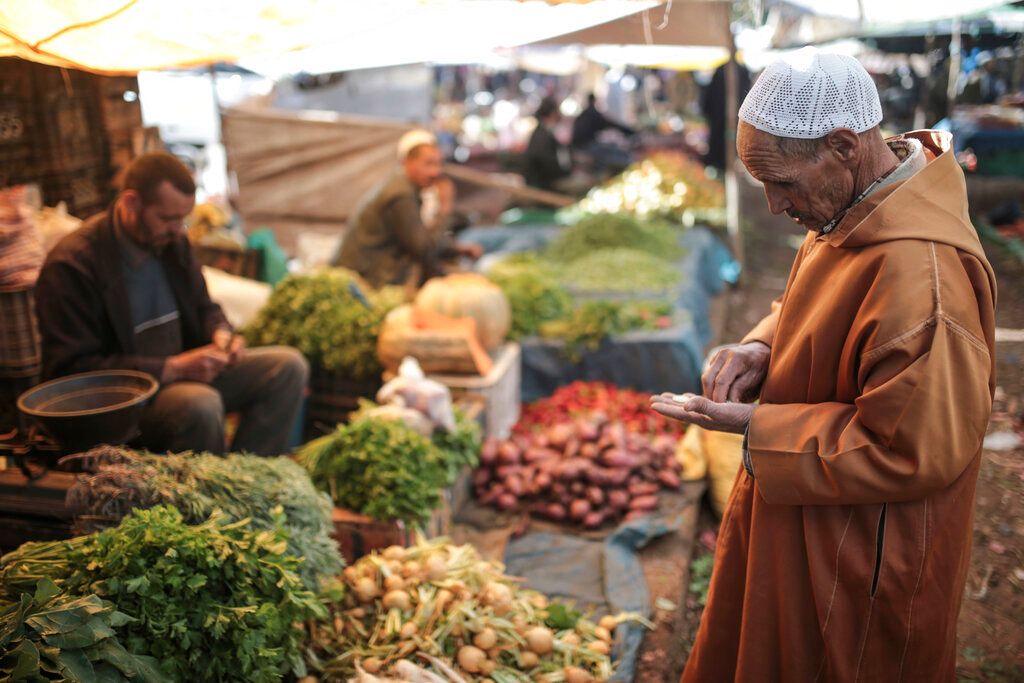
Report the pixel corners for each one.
[243,268,404,382]
[0,506,325,682]
[0,579,161,682]
[348,402,482,486]
[428,407,484,485]
[561,248,681,293]
[63,446,343,592]
[298,419,452,528]
[545,213,682,263]
[539,300,673,361]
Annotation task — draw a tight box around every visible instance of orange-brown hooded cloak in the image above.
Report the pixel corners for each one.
[682,130,996,682]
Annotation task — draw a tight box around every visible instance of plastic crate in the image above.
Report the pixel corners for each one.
[304,369,382,438]
[330,500,450,564]
[427,342,520,439]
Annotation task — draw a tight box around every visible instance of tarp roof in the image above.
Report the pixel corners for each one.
[766,0,1017,48]
[0,0,683,76]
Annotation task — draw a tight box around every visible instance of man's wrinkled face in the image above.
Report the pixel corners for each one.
[123,181,195,253]
[404,145,443,189]
[736,121,854,231]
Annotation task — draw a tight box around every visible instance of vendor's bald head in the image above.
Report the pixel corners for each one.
[117,152,196,253]
[736,49,896,232]
[399,130,443,189]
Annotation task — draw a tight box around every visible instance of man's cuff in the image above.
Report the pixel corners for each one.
[742,421,754,478]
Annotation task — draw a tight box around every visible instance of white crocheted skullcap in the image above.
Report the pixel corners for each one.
[739,47,882,139]
[397,129,438,160]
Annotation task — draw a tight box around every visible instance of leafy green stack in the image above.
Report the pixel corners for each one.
[305,536,651,682]
[487,214,680,354]
[64,447,343,592]
[0,506,325,682]
[298,413,479,528]
[242,268,404,383]
[0,579,162,682]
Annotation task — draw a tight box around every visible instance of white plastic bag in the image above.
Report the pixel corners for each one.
[376,357,456,433]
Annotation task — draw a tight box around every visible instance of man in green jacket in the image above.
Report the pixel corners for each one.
[336,130,481,288]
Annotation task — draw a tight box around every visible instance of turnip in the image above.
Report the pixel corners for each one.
[608,489,630,510]
[497,442,521,465]
[519,651,540,668]
[524,626,554,654]
[382,545,406,561]
[564,666,594,683]
[382,589,411,611]
[362,657,383,674]
[594,626,613,643]
[497,493,518,511]
[354,577,379,603]
[598,615,618,632]
[384,574,406,591]
[587,640,610,655]
[473,627,498,650]
[586,486,605,505]
[458,645,487,673]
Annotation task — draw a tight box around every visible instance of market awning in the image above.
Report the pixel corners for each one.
[0,0,663,76]
[532,0,732,49]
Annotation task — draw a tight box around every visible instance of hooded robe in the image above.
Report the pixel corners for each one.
[682,130,997,682]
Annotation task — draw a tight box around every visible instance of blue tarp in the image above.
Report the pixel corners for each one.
[459,224,737,401]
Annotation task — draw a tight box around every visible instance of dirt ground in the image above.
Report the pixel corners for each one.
[676,171,1024,681]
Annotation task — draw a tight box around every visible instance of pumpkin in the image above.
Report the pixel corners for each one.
[414,274,511,350]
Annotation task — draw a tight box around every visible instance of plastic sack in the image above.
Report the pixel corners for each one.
[676,424,744,516]
[377,357,456,433]
[34,200,82,254]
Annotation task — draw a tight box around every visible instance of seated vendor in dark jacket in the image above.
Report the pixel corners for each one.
[335,130,481,288]
[35,152,308,456]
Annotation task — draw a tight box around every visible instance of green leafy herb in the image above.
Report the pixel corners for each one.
[561,248,681,293]
[242,269,404,382]
[544,601,583,630]
[545,213,682,263]
[64,446,343,592]
[298,419,449,527]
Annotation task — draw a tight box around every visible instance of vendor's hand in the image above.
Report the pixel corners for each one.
[649,393,755,434]
[212,328,246,364]
[162,345,230,384]
[703,341,771,403]
[433,176,455,215]
[456,243,484,260]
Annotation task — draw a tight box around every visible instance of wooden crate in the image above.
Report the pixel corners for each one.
[330,498,450,564]
[194,243,260,280]
[304,370,382,439]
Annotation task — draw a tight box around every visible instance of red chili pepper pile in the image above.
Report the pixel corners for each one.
[515,381,685,438]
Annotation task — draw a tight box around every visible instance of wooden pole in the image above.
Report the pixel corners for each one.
[724,6,743,272]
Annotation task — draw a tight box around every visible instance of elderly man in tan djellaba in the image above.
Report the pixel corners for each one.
[652,48,996,682]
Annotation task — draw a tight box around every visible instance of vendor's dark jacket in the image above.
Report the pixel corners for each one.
[335,172,451,288]
[35,207,229,381]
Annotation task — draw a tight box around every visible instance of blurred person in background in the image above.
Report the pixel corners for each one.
[336,130,482,289]
[522,96,573,192]
[571,92,636,175]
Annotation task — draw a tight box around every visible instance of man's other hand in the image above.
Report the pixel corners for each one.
[703,341,771,403]
[162,345,230,384]
[649,393,755,434]
[456,243,484,260]
[212,328,247,364]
